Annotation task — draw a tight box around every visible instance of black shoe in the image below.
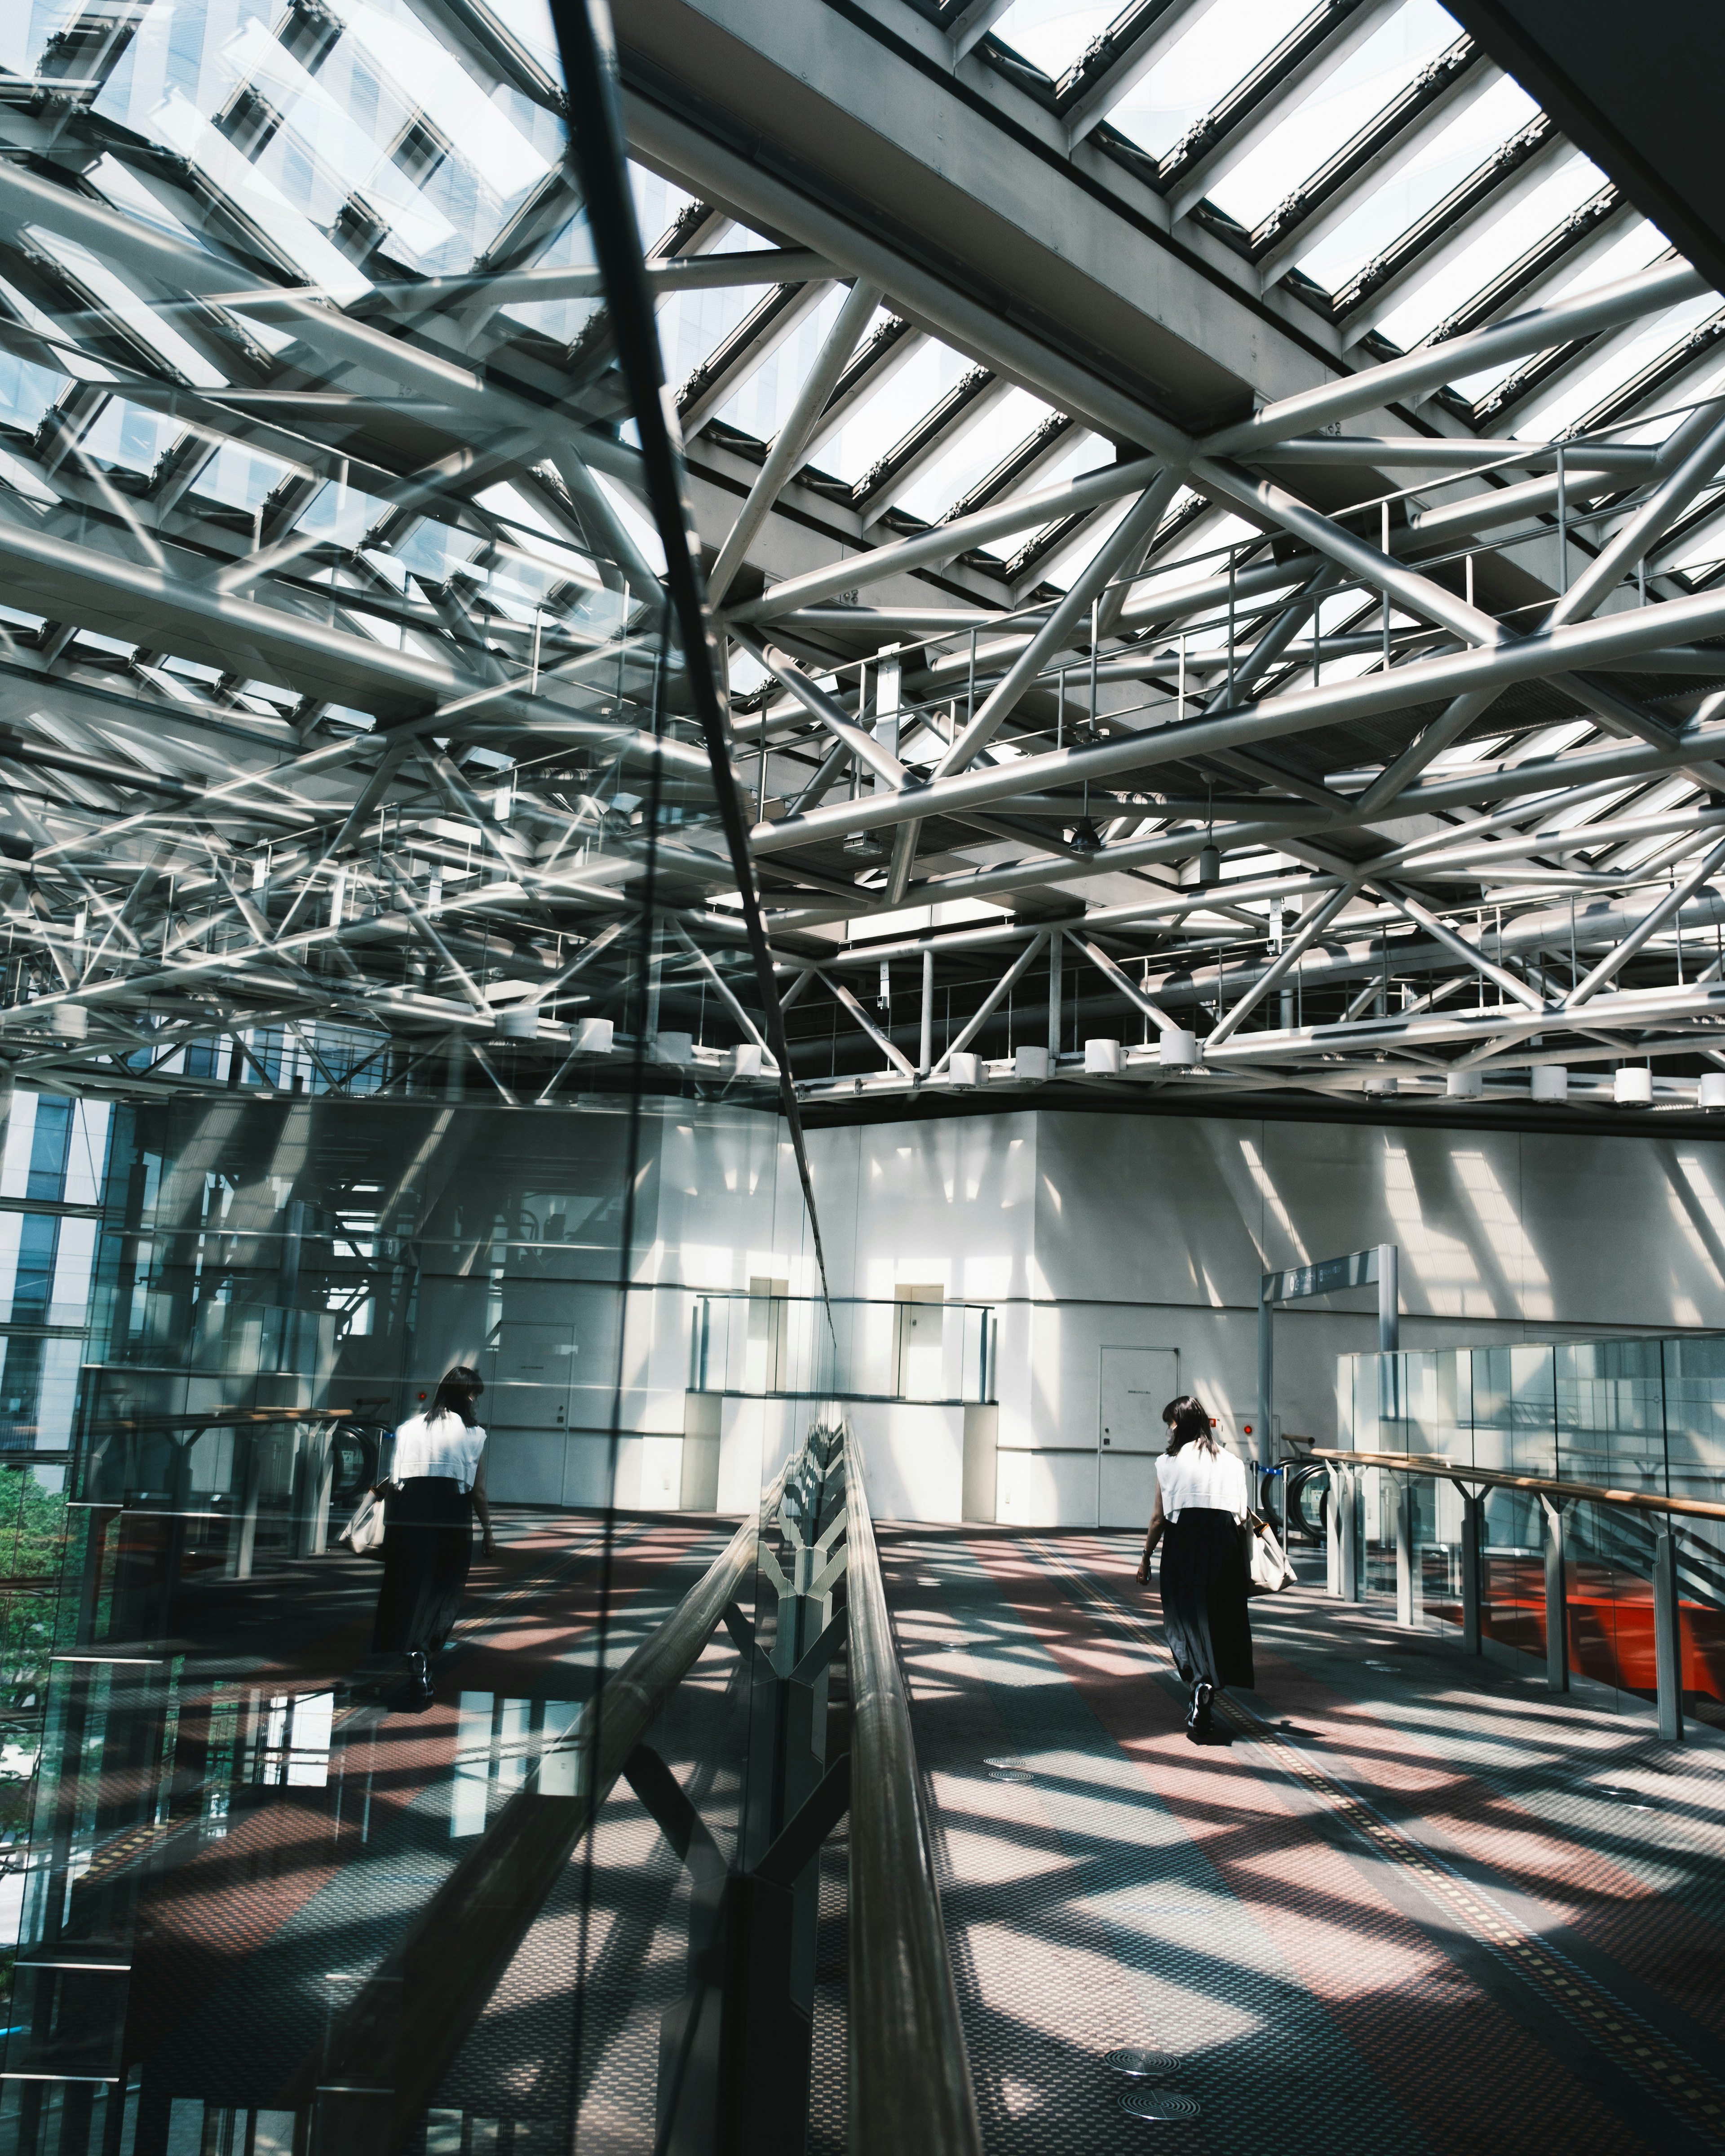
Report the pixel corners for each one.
[1185,1681,1214,1742]
[408,1650,433,1704]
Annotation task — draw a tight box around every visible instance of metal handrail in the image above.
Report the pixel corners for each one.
[300,1489,772,2152]
[843,1427,984,2156]
[1309,1445,1725,1521]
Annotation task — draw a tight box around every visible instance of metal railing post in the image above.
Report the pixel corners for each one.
[1339,1465,1360,1601]
[1460,1492,1482,1656]
[1393,1472,1414,1629]
[1541,1495,1568,1694]
[1654,1527,1685,1743]
[1325,1464,1342,1597]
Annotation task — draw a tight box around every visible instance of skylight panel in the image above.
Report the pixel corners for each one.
[815,340,975,487]
[1104,0,1311,163]
[79,399,186,477]
[479,0,564,72]
[1035,428,1117,487]
[659,283,781,400]
[1439,215,1668,406]
[1371,148,1605,351]
[0,278,117,383]
[896,387,1057,525]
[344,4,549,202]
[149,90,372,302]
[500,214,604,345]
[1296,70,1537,296]
[87,157,205,248]
[990,0,1122,81]
[1206,0,1458,231]
[194,440,302,515]
[1505,294,1717,439]
[28,232,228,389]
[0,353,66,437]
[632,165,697,248]
[711,284,849,443]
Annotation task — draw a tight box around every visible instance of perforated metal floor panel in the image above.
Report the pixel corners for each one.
[882,1527,1725,2156]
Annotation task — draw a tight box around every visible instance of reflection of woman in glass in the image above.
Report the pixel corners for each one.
[1135,1395,1252,1743]
[372,1366,496,1705]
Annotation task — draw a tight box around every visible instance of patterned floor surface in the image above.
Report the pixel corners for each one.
[879,1525,1725,2156]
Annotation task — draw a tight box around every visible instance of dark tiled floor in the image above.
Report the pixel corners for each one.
[881,1525,1725,2156]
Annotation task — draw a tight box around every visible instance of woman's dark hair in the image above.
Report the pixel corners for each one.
[432,1365,485,1427]
[1162,1394,1217,1455]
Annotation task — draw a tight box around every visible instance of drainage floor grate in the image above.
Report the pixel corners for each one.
[1105,2050,1181,2079]
[1120,2090,1203,2122]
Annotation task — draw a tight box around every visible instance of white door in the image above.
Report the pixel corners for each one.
[1098,1347,1178,1529]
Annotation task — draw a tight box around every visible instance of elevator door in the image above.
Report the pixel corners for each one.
[1098,1347,1178,1529]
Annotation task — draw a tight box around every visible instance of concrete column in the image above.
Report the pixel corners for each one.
[1654,1527,1685,1743]
[1541,1495,1569,1693]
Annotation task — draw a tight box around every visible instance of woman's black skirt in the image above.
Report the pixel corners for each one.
[1159,1506,1254,1690]
[372,1476,472,1654]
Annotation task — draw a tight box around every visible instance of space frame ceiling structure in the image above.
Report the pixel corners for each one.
[5,0,1725,1122]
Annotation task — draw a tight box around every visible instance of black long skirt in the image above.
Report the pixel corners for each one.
[1159,1506,1254,1690]
[372,1476,473,1655]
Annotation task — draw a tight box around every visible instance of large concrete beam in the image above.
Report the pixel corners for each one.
[618,0,1345,448]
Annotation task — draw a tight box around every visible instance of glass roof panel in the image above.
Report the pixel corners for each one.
[815,337,976,486]
[1371,147,1605,350]
[896,386,1057,524]
[1105,0,1313,163]
[1505,293,1716,438]
[711,285,850,442]
[0,354,64,440]
[1440,214,1668,404]
[990,0,1126,83]
[1207,0,1459,230]
[1295,70,1537,295]
[28,233,228,388]
[79,398,186,478]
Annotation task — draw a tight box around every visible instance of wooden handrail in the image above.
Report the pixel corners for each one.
[1308,1445,1725,1523]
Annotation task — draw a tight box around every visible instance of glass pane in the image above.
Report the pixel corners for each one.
[1208,0,1460,230]
[0,7,832,2152]
[1296,71,1539,297]
[1106,0,1314,163]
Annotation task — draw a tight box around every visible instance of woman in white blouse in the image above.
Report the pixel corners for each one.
[1135,1395,1253,1742]
[372,1365,496,1705]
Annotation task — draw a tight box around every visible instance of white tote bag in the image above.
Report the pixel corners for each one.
[1245,1512,1297,1596]
[338,1488,388,1559]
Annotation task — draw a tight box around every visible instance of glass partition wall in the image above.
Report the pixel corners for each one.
[0,4,834,2152]
[1336,1342,1725,1726]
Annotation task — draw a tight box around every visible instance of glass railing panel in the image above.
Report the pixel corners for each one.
[1673,1515,1725,1731]
[1660,1335,1725,1507]
[1555,1336,1665,1493]
[1469,1343,1557,1478]
[0,0,835,2138]
[1478,1484,1546,1660]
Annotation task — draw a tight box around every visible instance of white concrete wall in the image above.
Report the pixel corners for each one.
[802,1109,1725,1528]
[488,1102,1725,1523]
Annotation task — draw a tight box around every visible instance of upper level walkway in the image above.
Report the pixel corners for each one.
[883,1526,1725,2156]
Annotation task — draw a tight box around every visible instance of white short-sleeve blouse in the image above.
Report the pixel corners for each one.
[1156,1442,1249,1522]
[390,1410,487,1492]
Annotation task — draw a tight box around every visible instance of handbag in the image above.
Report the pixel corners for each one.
[1244,1510,1296,1596]
[338,1487,388,1560]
